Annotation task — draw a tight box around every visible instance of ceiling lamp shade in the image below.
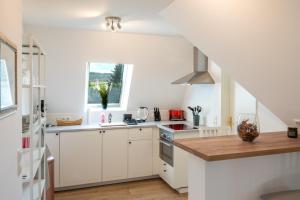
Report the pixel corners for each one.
[105,16,122,32]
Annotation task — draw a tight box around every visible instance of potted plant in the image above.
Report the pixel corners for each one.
[90,81,112,110]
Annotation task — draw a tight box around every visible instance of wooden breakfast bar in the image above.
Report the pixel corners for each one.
[174,132,300,200]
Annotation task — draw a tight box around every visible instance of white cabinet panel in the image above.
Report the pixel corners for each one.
[128,139,153,178]
[129,127,152,140]
[102,129,128,181]
[45,133,60,188]
[60,131,102,187]
[152,128,160,175]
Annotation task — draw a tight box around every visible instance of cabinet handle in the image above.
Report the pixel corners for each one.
[163,163,166,166]
[103,130,106,133]
[55,133,59,136]
[99,131,102,133]
[139,128,142,131]
[164,170,167,172]
[129,141,132,144]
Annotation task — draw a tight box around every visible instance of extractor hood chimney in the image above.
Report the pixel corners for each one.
[172,47,215,85]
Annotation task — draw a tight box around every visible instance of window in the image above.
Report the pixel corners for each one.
[87,62,133,109]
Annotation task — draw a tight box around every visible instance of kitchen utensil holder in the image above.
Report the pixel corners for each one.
[193,115,200,126]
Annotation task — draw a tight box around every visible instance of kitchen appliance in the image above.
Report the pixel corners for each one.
[123,114,138,125]
[172,47,215,85]
[164,124,197,131]
[154,107,161,121]
[169,109,185,121]
[136,107,149,123]
[123,114,132,122]
[159,124,197,166]
[159,128,174,166]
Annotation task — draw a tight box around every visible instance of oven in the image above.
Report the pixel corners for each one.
[159,128,174,166]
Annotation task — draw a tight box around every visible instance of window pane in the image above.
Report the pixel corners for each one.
[88,63,125,107]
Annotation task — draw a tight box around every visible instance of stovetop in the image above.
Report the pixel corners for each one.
[163,124,197,131]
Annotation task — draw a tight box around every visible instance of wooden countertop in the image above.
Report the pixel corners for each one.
[174,132,300,161]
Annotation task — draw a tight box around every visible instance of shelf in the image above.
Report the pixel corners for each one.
[20,147,45,183]
[23,179,45,200]
[22,84,30,88]
[22,84,46,89]
[33,85,46,88]
[33,121,41,134]
[41,117,46,125]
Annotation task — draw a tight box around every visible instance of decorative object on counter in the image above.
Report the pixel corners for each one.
[56,118,83,126]
[288,127,298,138]
[169,109,185,121]
[154,107,161,121]
[136,107,149,123]
[0,33,18,117]
[90,81,112,110]
[108,113,112,123]
[188,106,202,126]
[237,113,260,142]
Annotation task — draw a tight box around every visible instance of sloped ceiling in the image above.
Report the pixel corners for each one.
[161,0,300,126]
[23,0,179,35]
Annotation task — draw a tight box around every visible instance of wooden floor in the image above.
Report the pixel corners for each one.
[55,178,188,200]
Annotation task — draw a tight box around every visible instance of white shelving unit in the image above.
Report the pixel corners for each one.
[21,35,47,200]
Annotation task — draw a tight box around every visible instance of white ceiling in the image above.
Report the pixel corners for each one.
[23,0,179,36]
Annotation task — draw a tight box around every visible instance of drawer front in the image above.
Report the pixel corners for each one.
[129,128,152,140]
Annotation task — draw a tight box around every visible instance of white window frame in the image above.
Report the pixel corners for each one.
[85,62,133,111]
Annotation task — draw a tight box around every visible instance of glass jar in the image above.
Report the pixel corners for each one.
[237,113,260,142]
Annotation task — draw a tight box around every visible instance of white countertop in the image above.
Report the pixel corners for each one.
[46,120,200,133]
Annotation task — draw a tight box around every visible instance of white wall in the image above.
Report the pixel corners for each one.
[0,0,22,199]
[24,25,193,123]
[162,0,300,127]
[182,61,221,126]
[234,82,286,133]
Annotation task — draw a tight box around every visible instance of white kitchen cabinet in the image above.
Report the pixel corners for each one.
[128,139,153,178]
[102,129,128,181]
[128,127,152,140]
[128,128,153,178]
[152,127,160,175]
[60,131,102,187]
[45,133,60,188]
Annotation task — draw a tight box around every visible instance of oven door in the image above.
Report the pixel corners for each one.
[159,138,174,166]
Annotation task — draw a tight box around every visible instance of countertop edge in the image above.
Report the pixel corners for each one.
[174,132,300,162]
[46,121,198,133]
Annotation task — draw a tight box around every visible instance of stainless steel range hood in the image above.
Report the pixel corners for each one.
[172,47,215,85]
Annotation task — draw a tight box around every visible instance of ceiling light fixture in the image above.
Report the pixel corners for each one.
[105,16,122,32]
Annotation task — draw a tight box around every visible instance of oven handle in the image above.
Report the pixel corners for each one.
[159,139,172,147]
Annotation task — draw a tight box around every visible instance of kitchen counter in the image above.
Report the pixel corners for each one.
[174,132,300,161]
[176,132,300,200]
[46,120,196,133]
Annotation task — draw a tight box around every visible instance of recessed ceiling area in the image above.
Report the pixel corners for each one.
[23,0,179,36]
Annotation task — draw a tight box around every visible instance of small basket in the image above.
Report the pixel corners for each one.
[56,118,83,126]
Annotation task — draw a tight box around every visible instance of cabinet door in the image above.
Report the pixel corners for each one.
[45,133,60,188]
[60,131,102,187]
[128,139,153,178]
[152,128,160,175]
[102,129,128,181]
[129,127,152,140]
